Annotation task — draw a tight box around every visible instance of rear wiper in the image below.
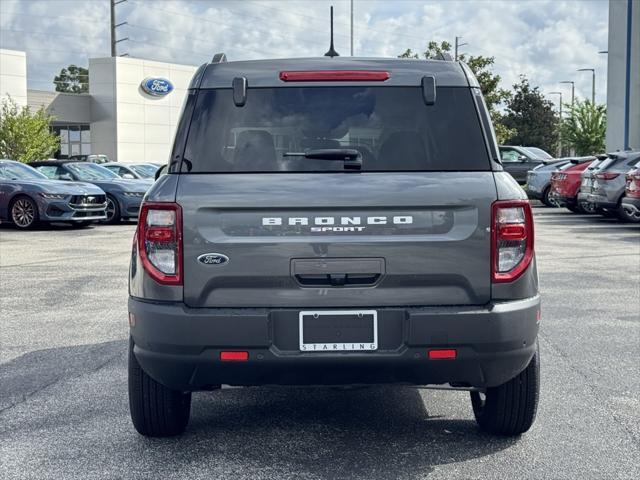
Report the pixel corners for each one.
[283,149,362,171]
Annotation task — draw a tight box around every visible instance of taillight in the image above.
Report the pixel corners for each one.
[137,202,182,285]
[279,70,390,82]
[595,172,620,180]
[491,200,534,283]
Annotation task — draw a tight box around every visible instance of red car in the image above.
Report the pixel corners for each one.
[550,160,597,213]
[621,166,640,222]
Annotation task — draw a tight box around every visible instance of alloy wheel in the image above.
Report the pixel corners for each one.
[622,206,640,222]
[580,202,597,214]
[105,197,116,222]
[11,198,36,228]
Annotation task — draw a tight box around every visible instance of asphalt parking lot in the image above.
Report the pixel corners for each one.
[1,208,639,480]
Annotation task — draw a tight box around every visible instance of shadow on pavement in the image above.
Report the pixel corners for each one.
[1,341,517,478]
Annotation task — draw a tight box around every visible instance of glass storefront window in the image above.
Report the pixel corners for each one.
[69,126,81,142]
[51,124,90,159]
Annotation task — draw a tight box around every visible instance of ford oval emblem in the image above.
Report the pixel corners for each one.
[141,77,174,97]
[198,253,229,266]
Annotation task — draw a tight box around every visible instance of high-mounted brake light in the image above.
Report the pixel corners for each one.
[279,70,390,82]
[137,202,182,285]
[491,200,534,283]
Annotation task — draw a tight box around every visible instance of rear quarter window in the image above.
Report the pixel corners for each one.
[182,86,491,173]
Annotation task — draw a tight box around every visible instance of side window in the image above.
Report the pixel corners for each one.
[500,149,521,163]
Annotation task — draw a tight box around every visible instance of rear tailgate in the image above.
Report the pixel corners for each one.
[178,172,495,308]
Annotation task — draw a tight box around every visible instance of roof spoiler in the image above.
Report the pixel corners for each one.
[569,156,597,164]
[212,52,227,63]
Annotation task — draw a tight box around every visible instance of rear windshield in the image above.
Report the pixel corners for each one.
[183,86,490,172]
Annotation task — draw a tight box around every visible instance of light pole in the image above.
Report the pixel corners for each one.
[577,68,595,104]
[549,92,563,157]
[454,36,467,61]
[559,80,575,109]
[350,0,354,56]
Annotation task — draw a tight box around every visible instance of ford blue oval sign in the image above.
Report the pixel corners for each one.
[141,77,174,97]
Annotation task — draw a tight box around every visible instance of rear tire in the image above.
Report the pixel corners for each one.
[470,343,540,436]
[617,200,640,223]
[128,337,191,437]
[578,201,597,214]
[541,186,555,207]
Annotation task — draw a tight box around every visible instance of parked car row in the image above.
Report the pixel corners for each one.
[0,159,160,229]
[525,150,640,223]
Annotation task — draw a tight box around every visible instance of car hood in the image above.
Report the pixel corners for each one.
[12,179,105,195]
[83,178,151,193]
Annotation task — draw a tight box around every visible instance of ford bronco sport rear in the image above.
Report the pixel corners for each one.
[128,55,540,438]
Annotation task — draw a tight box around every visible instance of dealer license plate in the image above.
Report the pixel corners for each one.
[299,310,378,352]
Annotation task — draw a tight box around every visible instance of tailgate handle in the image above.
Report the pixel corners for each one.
[291,258,385,287]
[294,273,381,287]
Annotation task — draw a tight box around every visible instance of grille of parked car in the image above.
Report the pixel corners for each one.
[69,195,107,207]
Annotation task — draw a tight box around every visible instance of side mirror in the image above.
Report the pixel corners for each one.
[155,164,168,180]
[518,155,528,162]
[59,173,73,181]
[122,173,135,179]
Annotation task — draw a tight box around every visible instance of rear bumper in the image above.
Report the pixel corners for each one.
[129,295,540,390]
[549,193,576,207]
[587,193,616,209]
[525,179,546,199]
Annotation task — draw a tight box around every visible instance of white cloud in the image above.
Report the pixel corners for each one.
[0,0,609,104]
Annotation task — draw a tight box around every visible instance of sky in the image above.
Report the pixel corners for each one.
[0,0,610,107]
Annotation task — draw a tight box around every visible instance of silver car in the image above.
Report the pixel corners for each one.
[587,151,640,221]
[525,159,570,206]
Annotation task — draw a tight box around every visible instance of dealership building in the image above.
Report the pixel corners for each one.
[0,0,638,161]
[0,48,196,163]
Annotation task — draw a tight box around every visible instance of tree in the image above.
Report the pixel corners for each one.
[561,100,606,156]
[53,65,89,93]
[0,97,59,163]
[503,76,559,153]
[398,41,515,143]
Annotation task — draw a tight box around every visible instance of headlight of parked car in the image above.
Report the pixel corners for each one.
[39,193,67,199]
[123,192,145,197]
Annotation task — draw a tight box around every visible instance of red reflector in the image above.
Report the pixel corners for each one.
[279,70,390,82]
[498,223,526,241]
[428,349,457,360]
[146,227,174,242]
[220,351,249,361]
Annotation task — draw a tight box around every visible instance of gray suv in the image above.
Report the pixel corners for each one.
[128,56,540,437]
[587,151,640,221]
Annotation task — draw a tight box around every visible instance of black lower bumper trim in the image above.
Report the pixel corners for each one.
[129,297,540,390]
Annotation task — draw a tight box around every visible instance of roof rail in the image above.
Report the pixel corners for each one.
[212,53,227,63]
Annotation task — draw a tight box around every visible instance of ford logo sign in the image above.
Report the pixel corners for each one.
[197,253,229,266]
[141,77,174,97]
